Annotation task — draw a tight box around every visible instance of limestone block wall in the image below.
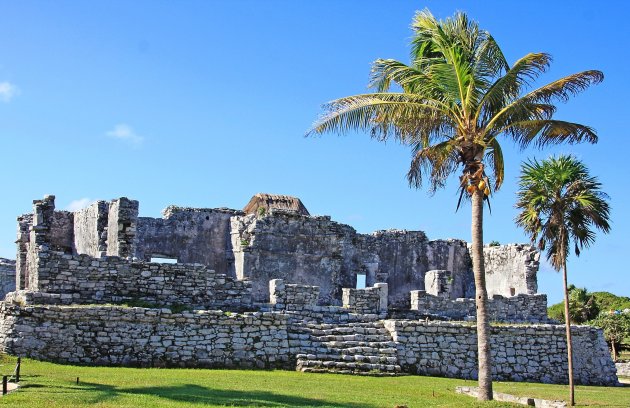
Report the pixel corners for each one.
[410,291,549,323]
[15,213,32,290]
[357,234,474,308]
[342,283,388,314]
[0,304,290,368]
[27,250,252,310]
[483,244,539,297]
[383,320,618,385]
[73,201,109,257]
[424,270,453,298]
[231,211,477,307]
[0,259,15,299]
[231,211,359,305]
[50,211,74,253]
[269,279,320,310]
[135,207,241,276]
[107,198,139,258]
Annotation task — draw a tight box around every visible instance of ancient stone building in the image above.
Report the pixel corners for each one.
[0,194,619,385]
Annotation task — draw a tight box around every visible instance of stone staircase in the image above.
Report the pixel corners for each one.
[293,321,403,376]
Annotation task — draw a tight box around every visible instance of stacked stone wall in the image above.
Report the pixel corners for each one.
[411,291,549,323]
[135,207,240,276]
[73,201,109,257]
[0,303,617,385]
[269,279,319,310]
[28,250,252,310]
[0,304,289,368]
[342,283,387,314]
[107,198,139,258]
[383,320,617,385]
[231,211,476,307]
[0,259,15,299]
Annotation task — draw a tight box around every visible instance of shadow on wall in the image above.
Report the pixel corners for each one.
[55,382,368,407]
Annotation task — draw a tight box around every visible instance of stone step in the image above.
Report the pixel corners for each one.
[297,353,399,364]
[296,358,402,374]
[313,334,392,343]
[307,326,386,336]
[320,340,397,348]
[299,367,402,377]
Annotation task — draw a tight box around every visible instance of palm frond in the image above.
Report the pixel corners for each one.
[504,120,598,148]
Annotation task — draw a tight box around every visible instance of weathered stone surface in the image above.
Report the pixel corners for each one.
[12,250,252,310]
[73,201,109,257]
[1,194,617,386]
[0,304,289,369]
[616,362,630,377]
[483,244,539,297]
[411,291,549,323]
[135,207,242,276]
[383,320,617,386]
[342,283,387,314]
[0,258,15,299]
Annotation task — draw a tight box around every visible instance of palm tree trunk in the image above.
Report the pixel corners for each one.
[562,261,575,406]
[471,188,492,401]
[611,340,617,362]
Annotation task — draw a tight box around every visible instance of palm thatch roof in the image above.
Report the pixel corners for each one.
[243,193,310,216]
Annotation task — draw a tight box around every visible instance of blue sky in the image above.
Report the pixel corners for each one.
[1,1,628,304]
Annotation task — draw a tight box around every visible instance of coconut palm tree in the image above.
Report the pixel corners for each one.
[515,155,611,406]
[307,9,603,401]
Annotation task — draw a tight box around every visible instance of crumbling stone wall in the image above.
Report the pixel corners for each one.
[107,198,138,258]
[269,279,319,310]
[14,195,542,313]
[15,213,32,290]
[135,206,240,276]
[0,259,15,299]
[410,291,549,323]
[231,211,475,306]
[25,250,252,310]
[383,320,617,385]
[231,211,359,305]
[0,304,289,368]
[73,201,109,257]
[483,244,539,297]
[342,283,388,314]
[0,301,617,385]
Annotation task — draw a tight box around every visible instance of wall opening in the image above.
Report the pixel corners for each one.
[356,273,366,289]
[150,257,178,264]
[510,287,516,296]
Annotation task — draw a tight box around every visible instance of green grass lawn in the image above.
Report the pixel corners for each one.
[0,356,627,407]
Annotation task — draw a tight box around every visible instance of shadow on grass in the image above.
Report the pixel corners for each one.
[70,381,368,407]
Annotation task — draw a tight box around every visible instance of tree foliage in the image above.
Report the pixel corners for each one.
[593,312,630,361]
[515,155,611,271]
[547,285,599,323]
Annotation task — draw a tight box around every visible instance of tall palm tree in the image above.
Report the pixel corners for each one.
[307,9,603,401]
[516,155,610,406]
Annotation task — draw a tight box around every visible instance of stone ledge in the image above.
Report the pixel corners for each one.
[455,386,567,407]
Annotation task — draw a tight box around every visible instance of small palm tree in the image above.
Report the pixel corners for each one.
[515,155,611,406]
[307,9,602,401]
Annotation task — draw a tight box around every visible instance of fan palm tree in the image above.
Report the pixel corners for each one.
[307,9,603,401]
[515,155,611,406]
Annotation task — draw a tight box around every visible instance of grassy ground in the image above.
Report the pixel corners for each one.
[0,356,627,407]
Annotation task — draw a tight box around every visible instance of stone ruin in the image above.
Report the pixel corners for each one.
[0,194,619,385]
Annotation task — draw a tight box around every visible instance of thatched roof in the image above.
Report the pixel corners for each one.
[243,193,310,216]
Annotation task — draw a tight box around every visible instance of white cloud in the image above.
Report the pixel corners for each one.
[66,198,95,211]
[0,82,19,102]
[105,124,144,146]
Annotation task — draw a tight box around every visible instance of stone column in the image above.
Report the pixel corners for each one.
[425,270,452,298]
[375,282,388,312]
[269,279,285,307]
[107,198,139,259]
